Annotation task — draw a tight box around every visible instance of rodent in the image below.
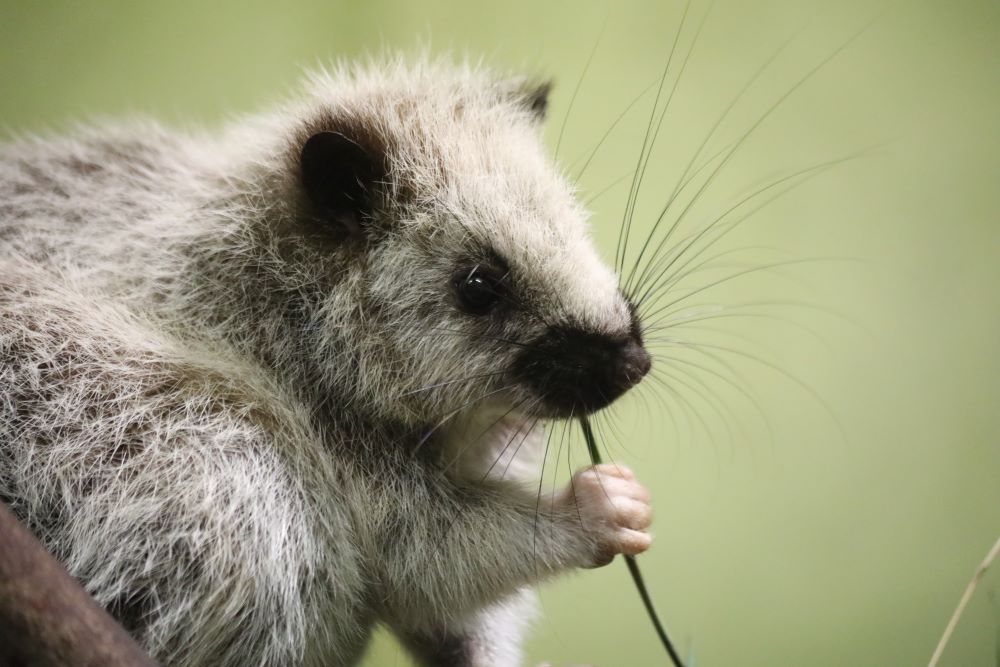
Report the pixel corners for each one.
[0,58,654,666]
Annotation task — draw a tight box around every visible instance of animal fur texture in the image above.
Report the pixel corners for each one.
[0,58,653,666]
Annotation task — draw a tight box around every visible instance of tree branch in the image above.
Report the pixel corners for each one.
[0,502,156,666]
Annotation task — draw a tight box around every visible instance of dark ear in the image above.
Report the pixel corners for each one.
[506,80,551,122]
[300,131,379,236]
[523,81,552,121]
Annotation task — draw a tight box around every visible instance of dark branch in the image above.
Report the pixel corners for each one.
[0,502,157,667]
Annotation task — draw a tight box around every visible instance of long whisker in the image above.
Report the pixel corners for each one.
[623,17,810,295]
[414,383,518,452]
[555,23,606,161]
[627,13,882,300]
[430,327,531,350]
[499,413,542,481]
[594,402,633,458]
[631,374,684,470]
[398,370,507,398]
[478,411,540,482]
[641,257,850,324]
[633,149,873,307]
[668,338,848,442]
[642,372,697,448]
[651,365,740,462]
[571,78,659,183]
[615,0,694,275]
[635,244,775,305]
[583,171,633,208]
[533,418,564,575]
[439,398,531,476]
[619,0,713,279]
[652,350,776,455]
[429,402,540,561]
[547,413,569,539]
[649,309,833,352]
[646,298,859,335]
[632,161,836,306]
[650,367,720,461]
[565,419,585,531]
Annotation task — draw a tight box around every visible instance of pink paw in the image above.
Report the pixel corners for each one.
[559,463,653,567]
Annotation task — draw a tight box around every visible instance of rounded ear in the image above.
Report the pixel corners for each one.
[503,79,552,123]
[300,131,379,236]
[523,81,552,121]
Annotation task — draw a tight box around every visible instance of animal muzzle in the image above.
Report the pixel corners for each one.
[513,325,652,416]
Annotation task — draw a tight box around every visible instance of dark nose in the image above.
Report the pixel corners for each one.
[609,339,652,396]
[513,326,653,416]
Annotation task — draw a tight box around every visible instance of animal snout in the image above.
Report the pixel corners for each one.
[609,339,652,395]
[513,326,652,416]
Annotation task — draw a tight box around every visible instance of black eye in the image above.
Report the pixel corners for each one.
[453,267,504,315]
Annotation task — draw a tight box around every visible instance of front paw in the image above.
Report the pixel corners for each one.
[560,463,653,567]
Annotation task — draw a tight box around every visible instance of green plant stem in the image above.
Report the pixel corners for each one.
[927,534,1000,667]
[579,415,686,667]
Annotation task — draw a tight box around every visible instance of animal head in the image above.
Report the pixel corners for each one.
[243,59,650,428]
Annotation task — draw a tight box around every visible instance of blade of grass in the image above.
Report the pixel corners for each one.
[928,534,1000,667]
[579,415,686,667]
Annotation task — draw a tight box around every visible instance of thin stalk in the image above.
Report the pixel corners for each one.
[579,415,685,667]
[927,534,1000,667]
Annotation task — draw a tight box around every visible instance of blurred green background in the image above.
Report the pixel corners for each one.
[2,1,998,665]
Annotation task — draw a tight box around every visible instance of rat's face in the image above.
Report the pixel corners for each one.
[295,63,650,425]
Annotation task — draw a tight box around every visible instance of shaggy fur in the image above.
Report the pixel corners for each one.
[0,58,652,666]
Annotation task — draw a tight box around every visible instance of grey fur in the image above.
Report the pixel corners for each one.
[0,58,653,666]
